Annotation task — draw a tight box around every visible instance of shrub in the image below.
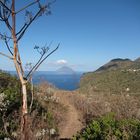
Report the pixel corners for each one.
[74,113,140,140]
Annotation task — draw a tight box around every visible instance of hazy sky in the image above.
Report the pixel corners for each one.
[0,0,140,71]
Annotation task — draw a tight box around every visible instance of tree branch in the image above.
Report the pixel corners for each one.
[15,0,39,14]
[34,44,59,71]
[0,33,12,40]
[4,18,12,31]
[5,39,13,56]
[0,52,13,60]
[0,7,12,31]
[0,1,12,13]
[26,52,45,79]
[0,3,12,24]
[17,0,55,41]
[27,44,60,80]
[17,7,43,41]
[16,23,27,36]
[1,39,22,65]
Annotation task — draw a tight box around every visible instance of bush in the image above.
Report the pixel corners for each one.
[0,72,62,139]
[74,113,140,140]
[0,71,22,138]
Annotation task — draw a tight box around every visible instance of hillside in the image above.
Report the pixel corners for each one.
[0,71,67,139]
[80,57,140,95]
[1,67,140,139]
[96,58,133,72]
[0,71,84,139]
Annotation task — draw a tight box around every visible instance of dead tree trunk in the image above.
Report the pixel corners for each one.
[11,0,28,138]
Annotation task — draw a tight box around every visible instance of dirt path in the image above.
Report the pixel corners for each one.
[56,91,83,139]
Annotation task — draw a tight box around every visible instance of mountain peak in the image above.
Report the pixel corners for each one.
[110,58,131,62]
[96,58,132,72]
[56,66,75,74]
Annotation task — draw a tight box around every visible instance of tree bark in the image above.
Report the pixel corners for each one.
[21,82,28,140]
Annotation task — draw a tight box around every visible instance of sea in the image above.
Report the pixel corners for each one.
[8,71,83,91]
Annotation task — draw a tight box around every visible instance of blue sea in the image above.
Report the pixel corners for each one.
[8,71,83,91]
[33,73,83,90]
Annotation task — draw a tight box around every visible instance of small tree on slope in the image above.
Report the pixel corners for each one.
[0,0,59,139]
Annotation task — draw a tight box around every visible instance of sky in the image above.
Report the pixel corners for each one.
[0,0,140,72]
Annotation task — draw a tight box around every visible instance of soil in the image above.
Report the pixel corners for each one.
[55,91,83,139]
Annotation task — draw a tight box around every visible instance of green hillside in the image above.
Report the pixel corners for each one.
[95,58,133,72]
[80,58,140,95]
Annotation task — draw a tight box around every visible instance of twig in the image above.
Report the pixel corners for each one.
[16,23,27,36]
[0,1,12,13]
[0,33,12,40]
[15,1,39,14]
[5,39,13,56]
[0,52,13,60]
[27,44,59,80]
[17,7,43,41]
[26,53,45,79]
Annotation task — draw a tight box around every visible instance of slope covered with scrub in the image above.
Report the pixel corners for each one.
[80,58,140,95]
[0,71,66,139]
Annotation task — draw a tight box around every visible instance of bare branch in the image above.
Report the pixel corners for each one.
[0,7,12,31]
[0,33,12,40]
[16,0,56,41]
[4,19,12,31]
[0,51,13,60]
[33,44,59,72]
[27,44,60,80]
[4,3,12,20]
[5,39,13,55]
[26,42,51,78]
[15,1,39,14]
[0,1,12,13]
[17,7,43,41]
[36,0,42,8]
[0,6,4,20]
[0,2,12,23]
[16,23,27,36]
[26,52,45,79]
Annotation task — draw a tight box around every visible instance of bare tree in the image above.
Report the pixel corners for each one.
[0,0,59,139]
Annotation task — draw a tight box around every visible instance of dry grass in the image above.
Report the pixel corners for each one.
[34,82,67,137]
[69,91,140,125]
[12,82,68,140]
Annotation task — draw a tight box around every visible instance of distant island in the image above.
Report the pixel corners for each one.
[56,66,75,75]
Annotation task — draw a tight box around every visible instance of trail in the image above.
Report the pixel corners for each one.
[56,91,83,139]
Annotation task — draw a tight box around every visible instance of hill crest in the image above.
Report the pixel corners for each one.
[96,58,133,72]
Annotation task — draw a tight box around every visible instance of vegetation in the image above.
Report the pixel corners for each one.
[0,71,21,138]
[74,58,140,139]
[74,113,140,140]
[69,93,140,125]
[1,57,140,139]
[0,71,66,139]
[96,58,133,72]
[80,58,140,95]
